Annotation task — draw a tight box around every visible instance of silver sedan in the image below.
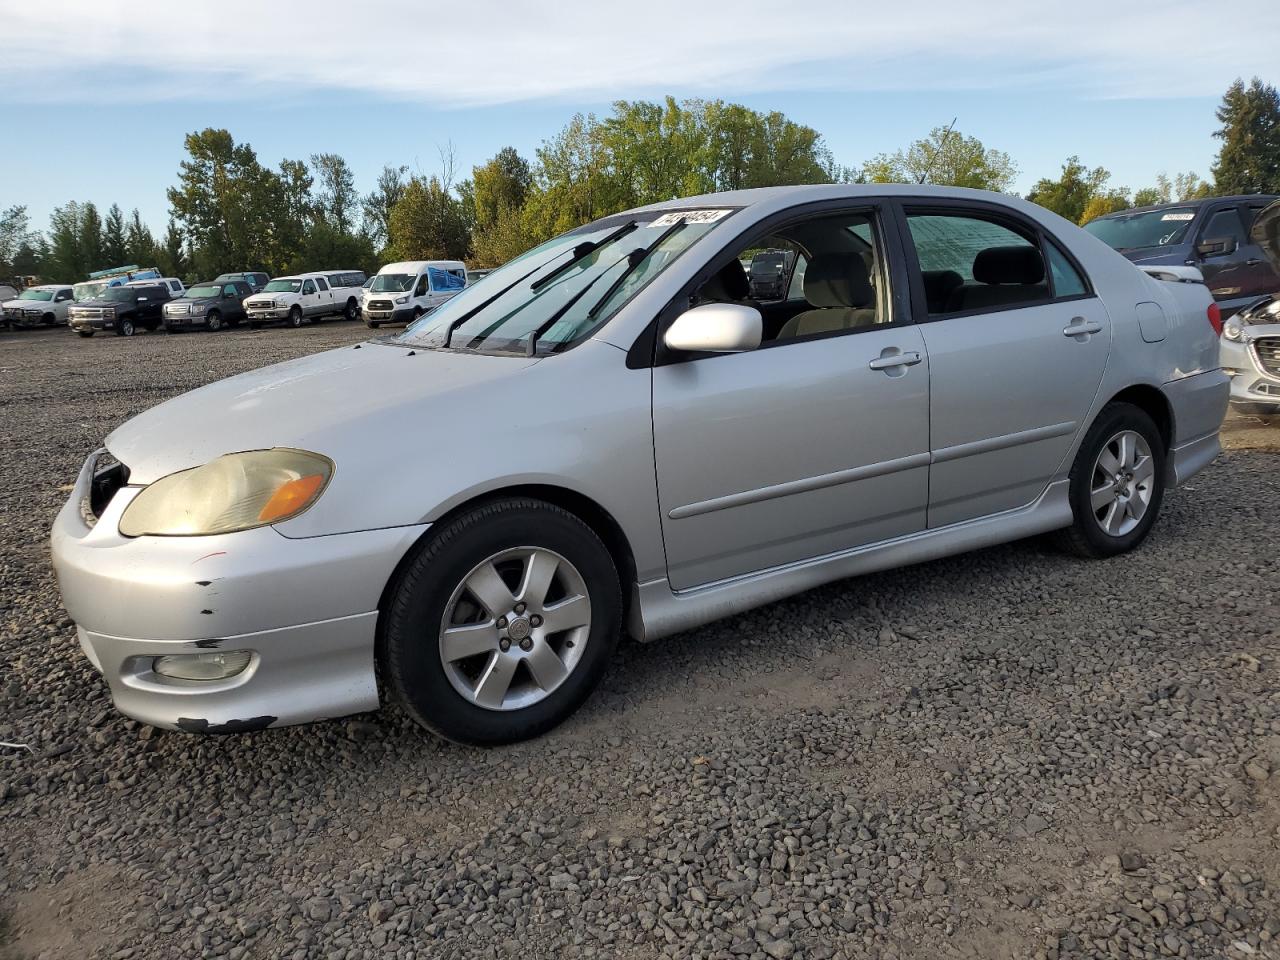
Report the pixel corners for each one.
[51,185,1229,743]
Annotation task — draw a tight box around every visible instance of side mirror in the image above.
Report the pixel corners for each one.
[1196,236,1238,258]
[663,302,763,354]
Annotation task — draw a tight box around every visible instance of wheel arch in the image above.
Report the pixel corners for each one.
[373,483,641,672]
[1102,383,1175,453]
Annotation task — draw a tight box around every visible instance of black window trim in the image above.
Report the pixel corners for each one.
[891,198,1097,326]
[633,198,917,369]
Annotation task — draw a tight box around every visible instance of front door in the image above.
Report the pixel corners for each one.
[900,206,1112,527]
[652,205,931,590]
[1196,205,1255,314]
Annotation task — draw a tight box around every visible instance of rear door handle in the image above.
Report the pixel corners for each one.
[1063,317,1103,339]
[868,350,922,371]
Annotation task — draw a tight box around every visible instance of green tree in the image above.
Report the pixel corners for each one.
[0,204,31,277]
[155,220,188,280]
[1027,156,1125,224]
[387,175,470,262]
[863,126,1017,192]
[124,209,155,266]
[362,164,408,250]
[1212,77,1280,195]
[471,147,533,230]
[45,202,87,282]
[102,203,127,266]
[80,203,104,273]
[310,152,359,234]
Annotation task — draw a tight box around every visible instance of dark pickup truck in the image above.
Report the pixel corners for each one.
[1084,195,1280,317]
[67,282,172,337]
[162,280,253,332]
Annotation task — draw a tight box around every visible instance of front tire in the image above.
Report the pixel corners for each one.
[206,310,222,332]
[1054,402,1166,559]
[117,317,136,337]
[344,298,359,321]
[289,305,304,328]
[77,330,94,338]
[383,498,621,746]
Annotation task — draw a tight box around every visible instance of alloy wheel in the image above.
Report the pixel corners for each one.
[1090,429,1155,537]
[438,547,592,711]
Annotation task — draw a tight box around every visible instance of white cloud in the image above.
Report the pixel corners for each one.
[4,0,1276,105]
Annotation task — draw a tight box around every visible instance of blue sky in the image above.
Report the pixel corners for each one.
[2,0,1270,236]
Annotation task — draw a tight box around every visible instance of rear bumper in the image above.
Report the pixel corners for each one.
[51,449,428,731]
[1162,369,1229,487]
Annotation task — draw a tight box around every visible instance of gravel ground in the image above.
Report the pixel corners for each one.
[1,323,1278,960]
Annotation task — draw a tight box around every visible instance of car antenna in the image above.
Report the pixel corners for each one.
[918,117,958,185]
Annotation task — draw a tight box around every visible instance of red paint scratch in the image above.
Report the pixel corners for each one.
[192,551,227,564]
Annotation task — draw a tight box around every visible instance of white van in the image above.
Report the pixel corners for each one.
[363,260,467,328]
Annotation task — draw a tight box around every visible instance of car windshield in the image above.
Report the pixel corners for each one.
[73,281,107,301]
[1084,208,1197,251]
[371,273,414,292]
[394,209,733,355]
[186,285,221,298]
[263,279,303,293]
[18,289,54,301]
[103,288,136,302]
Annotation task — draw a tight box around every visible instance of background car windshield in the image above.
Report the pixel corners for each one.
[394,211,730,355]
[103,288,135,302]
[371,273,414,292]
[18,289,53,301]
[186,285,221,298]
[1084,209,1196,250]
[73,282,106,301]
[264,279,303,293]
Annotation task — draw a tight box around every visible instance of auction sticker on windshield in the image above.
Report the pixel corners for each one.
[652,209,733,226]
[1161,213,1195,221]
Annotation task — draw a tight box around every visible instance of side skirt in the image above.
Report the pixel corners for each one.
[630,479,1072,642]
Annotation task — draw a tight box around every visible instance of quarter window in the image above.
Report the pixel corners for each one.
[905,213,1048,314]
[1045,242,1088,298]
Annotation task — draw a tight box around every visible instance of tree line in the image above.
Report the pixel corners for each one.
[2,78,1278,286]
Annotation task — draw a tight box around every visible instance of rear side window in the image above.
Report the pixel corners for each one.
[316,277,329,291]
[1045,242,1088,298]
[905,213,1048,315]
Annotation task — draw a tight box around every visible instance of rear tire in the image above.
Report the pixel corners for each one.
[1053,402,1166,559]
[382,498,621,746]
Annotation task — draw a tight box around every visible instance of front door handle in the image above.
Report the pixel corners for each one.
[1246,258,1263,267]
[868,349,922,371]
[1063,317,1103,340]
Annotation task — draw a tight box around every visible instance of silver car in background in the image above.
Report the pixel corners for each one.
[51,185,1228,744]
[1220,199,1280,417]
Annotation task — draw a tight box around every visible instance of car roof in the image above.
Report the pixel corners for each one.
[1092,194,1280,220]
[379,260,466,272]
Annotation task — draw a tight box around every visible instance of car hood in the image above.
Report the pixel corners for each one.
[71,298,122,309]
[166,296,216,307]
[1250,200,1280,271]
[106,342,541,486]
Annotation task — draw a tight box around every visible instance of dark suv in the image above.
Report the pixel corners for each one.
[1084,195,1280,317]
[67,283,172,337]
[214,271,270,294]
[163,280,253,332]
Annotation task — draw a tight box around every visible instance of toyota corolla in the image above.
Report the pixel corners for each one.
[51,185,1229,744]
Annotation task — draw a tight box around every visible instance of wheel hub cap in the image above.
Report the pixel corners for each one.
[1090,429,1155,538]
[439,547,592,712]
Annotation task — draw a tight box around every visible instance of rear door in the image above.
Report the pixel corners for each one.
[314,276,332,314]
[899,202,1111,527]
[1241,201,1280,301]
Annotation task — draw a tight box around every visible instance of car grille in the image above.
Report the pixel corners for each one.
[1255,337,1280,378]
[164,303,190,316]
[368,299,393,311]
[246,300,274,311]
[23,308,42,320]
[4,306,22,320]
[71,308,107,321]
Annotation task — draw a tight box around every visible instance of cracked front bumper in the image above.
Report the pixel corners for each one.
[51,450,428,732]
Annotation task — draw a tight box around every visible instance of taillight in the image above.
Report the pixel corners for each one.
[1207,303,1223,336]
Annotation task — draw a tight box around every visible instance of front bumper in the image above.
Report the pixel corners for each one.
[51,449,428,732]
[246,306,290,322]
[163,311,211,328]
[1220,326,1280,411]
[362,306,415,324]
[68,314,116,331]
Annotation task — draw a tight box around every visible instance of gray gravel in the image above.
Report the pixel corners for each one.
[1,323,1278,960]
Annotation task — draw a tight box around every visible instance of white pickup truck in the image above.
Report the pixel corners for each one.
[2,284,76,328]
[243,270,367,328]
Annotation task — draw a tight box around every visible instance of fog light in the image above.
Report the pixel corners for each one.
[153,650,252,681]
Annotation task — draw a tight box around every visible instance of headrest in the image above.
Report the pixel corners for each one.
[804,253,874,308]
[922,269,964,301]
[973,246,1045,285]
[701,259,750,302]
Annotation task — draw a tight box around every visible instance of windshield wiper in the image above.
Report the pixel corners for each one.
[525,219,687,357]
[442,262,549,348]
[586,218,686,320]
[530,221,638,292]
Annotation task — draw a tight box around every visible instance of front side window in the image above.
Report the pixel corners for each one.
[1199,208,1246,248]
[302,280,316,295]
[688,209,889,344]
[394,208,736,355]
[905,212,1048,314]
[415,274,429,297]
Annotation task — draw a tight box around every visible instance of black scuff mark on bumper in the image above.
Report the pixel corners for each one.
[176,716,276,735]
[193,637,224,648]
